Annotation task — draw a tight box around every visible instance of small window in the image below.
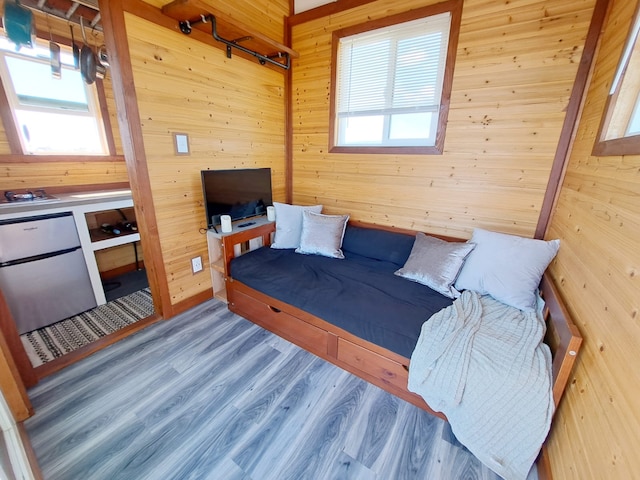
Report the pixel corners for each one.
[0,37,108,155]
[330,1,461,154]
[593,4,640,156]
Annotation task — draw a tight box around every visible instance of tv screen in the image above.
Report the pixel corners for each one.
[201,168,273,229]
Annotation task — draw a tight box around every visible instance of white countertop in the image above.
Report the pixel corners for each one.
[0,189,133,218]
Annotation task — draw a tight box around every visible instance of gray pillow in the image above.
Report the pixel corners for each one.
[454,228,560,311]
[296,211,350,259]
[271,202,323,249]
[395,232,476,298]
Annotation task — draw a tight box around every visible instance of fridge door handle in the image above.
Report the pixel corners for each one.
[0,246,80,268]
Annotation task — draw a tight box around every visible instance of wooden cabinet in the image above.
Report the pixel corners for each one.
[73,198,141,305]
[336,338,409,392]
[231,288,329,356]
[83,207,142,282]
[206,215,274,303]
[84,207,139,246]
[206,232,227,303]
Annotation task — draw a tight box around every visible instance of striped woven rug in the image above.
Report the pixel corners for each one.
[20,288,153,367]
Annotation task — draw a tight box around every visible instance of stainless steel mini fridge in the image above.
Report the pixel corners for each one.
[0,212,97,334]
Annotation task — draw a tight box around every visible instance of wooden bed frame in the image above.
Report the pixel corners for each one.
[222,221,582,419]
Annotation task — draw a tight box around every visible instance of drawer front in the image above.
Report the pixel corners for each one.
[231,289,328,355]
[337,338,409,391]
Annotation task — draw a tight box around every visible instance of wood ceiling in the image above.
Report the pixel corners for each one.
[13,0,339,28]
[15,0,101,29]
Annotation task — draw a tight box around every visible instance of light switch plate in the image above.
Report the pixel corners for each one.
[174,132,190,155]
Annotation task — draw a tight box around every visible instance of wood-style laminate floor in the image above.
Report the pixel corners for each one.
[24,299,537,480]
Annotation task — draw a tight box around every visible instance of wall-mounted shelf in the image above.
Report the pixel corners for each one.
[162,0,299,69]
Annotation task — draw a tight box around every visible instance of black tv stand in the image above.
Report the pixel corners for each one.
[237,221,256,228]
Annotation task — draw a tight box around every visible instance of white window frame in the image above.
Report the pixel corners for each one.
[0,36,109,156]
[336,15,450,148]
[329,1,461,155]
[593,2,640,156]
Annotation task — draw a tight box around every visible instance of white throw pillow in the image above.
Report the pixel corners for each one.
[454,228,560,311]
[296,211,350,259]
[270,202,323,249]
[395,233,476,299]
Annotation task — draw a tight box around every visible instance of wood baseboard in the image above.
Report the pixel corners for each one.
[165,289,214,318]
[100,262,146,280]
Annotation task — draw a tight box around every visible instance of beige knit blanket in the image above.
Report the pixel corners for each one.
[408,290,554,480]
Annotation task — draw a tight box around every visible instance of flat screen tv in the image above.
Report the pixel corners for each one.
[201,168,272,230]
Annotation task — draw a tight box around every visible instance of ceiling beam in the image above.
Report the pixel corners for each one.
[19,0,102,30]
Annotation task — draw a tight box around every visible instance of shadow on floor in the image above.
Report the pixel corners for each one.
[102,269,149,303]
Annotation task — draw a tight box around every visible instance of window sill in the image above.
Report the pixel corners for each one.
[329,145,443,155]
[592,135,640,157]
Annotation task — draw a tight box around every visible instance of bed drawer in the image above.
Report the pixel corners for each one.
[337,338,409,391]
[230,289,329,355]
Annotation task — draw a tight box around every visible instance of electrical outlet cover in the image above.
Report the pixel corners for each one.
[191,256,203,273]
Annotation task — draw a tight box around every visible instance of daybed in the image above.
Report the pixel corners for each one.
[221,212,583,478]
[222,219,582,421]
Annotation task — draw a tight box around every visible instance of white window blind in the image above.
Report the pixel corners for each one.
[335,12,451,147]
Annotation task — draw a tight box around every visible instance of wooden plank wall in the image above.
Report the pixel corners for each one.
[546,0,640,477]
[123,0,288,305]
[291,0,596,239]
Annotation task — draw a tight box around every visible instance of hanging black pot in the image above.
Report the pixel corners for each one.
[79,17,96,85]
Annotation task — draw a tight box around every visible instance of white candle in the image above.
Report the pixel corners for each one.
[267,206,275,221]
[221,215,232,233]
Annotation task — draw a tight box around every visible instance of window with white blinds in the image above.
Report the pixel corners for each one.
[334,13,451,148]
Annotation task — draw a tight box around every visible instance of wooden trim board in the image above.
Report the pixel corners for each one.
[100,0,170,319]
[535,0,611,239]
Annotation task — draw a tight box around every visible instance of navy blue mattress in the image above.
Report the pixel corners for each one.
[230,235,453,358]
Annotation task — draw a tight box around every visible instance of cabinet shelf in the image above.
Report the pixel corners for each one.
[214,289,228,303]
[211,258,225,273]
[162,0,298,69]
[89,229,140,252]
